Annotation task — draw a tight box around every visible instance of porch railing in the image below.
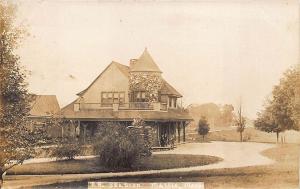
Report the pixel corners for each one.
[123,102,154,110]
[74,102,168,111]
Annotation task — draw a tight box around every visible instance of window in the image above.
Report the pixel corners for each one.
[141,92,146,99]
[101,92,125,106]
[169,97,177,108]
[102,92,113,106]
[173,98,177,108]
[119,93,125,105]
[113,93,119,103]
[135,91,147,102]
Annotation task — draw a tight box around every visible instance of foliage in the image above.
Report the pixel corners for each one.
[270,66,300,131]
[255,112,281,133]
[51,137,81,160]
[94,121,151,169]
[132,117,152,155]
[129,73,163,102]
[255,65,300,139]
[198,116,210,140]
[221,104,235,127]
[0,1,47,185]
[254,105,282,142]
[46,117,80,160]
[188,103,235,128]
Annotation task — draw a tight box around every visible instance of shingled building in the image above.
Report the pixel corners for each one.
[61,49,192,147]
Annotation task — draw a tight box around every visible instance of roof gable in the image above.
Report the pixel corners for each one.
[130,48,162,73]
[76,51,181,98]
[77,61,128,96]
[30,95,60,116]
[161,79,182,97]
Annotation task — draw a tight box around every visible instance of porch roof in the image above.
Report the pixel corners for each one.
[60,102,192,121]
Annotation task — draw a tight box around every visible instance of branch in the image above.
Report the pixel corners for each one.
[3,160,22,172]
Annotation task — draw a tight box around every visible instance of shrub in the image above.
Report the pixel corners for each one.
[51,137,81,160]
[198,116,210,141]
[94,122,151,169]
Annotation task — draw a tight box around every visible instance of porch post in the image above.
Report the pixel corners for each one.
[177,122,181,143]
[168,122,171,145]
[174,122,177,142]
[76,120,80,137]
[83,124,86,144]
[61,125,64,137]
[157,123,160,146]
[183,121,186,142]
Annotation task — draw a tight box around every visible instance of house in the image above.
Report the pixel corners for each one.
[60,49,193,147]
[29,95,61,137]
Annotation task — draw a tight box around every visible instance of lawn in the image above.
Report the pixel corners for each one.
[188,127,300,144]
[8,154,222,175]
[35,143,299,189]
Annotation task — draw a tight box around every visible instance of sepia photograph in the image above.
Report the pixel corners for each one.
[0,0,299,188]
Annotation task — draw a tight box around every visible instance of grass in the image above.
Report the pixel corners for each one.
[7,154,222,175]
[35,143,299,189]
[188,127,300,144]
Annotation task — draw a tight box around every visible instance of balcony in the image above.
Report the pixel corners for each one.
[74,102,168,112]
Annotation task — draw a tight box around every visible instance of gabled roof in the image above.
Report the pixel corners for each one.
[29,95,60,117]
[114,62,130,77]
[130,48,162,73]
[161,79,182,97]
[76,59,181,97]
[77,61,127,96]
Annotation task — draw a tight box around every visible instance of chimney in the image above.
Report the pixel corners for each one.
[130,59,138,68]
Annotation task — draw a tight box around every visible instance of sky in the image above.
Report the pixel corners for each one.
[14,0,299,119]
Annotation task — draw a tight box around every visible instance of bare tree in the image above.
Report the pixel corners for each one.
[235,102,246,142]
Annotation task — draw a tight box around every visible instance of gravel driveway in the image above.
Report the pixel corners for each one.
[155,141,275,170]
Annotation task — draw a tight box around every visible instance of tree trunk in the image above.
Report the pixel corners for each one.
[240,131,243,142]
[0,172,3,189]
[202,135,205,141]
[276,131,279,143]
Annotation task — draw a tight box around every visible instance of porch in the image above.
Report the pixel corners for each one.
[62,120,189,148]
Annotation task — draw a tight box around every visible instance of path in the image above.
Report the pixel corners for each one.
[3,142,275,189]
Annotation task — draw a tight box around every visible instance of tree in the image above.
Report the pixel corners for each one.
[46,117,81,160]
[255,65,300,142]
[188,103,221,129]
[221,104,234,127]
[255,106,282,143]
[198,116,210,141]
[94,121,151,169]
[271,68,298,131]
[0,2,44,187]
[235,103,246,142]
[51,136,81,160]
